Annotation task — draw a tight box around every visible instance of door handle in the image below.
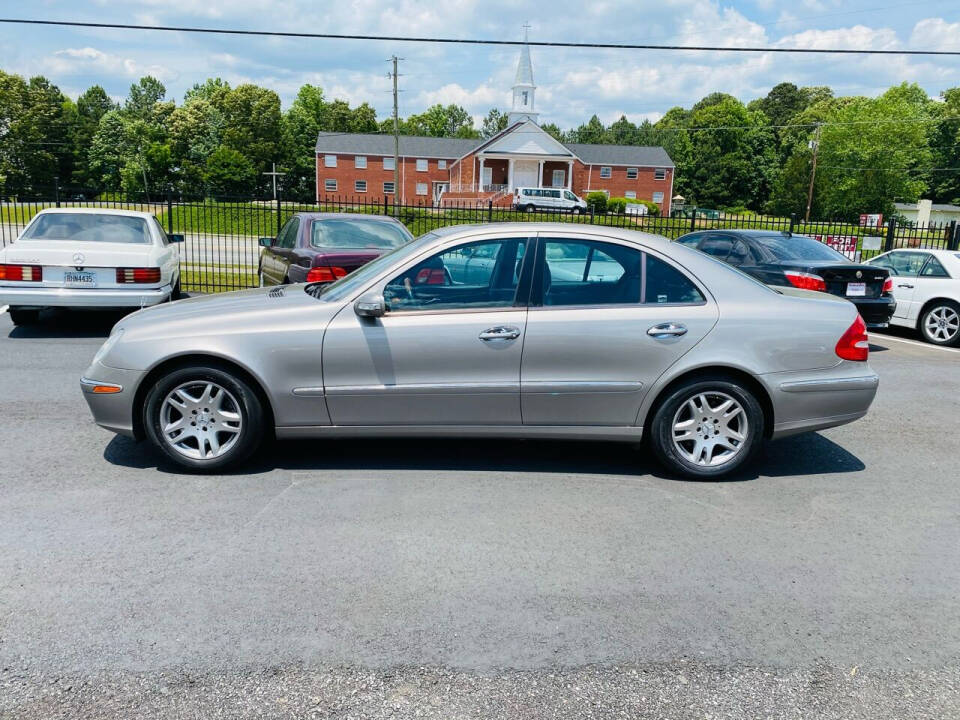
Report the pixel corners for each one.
[647,322,688,338]
[897,283,914,289]
[479,326,521,341]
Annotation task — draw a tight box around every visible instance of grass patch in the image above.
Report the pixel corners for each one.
[181,266,258,293]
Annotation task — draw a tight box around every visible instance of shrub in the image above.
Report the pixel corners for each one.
[643,201,660,216]
[607,197,628,214]
[586,192,608,214]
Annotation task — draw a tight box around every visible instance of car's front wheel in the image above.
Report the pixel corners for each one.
[8,308,40,326]
[920,301,960,346]
[648,377,764,479]
[144,365,265,471]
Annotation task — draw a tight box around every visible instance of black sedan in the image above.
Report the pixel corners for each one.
[259,213,414,286]
[675,230,895,327]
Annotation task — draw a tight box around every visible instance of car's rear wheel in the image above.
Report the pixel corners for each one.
[8,308,40,326]
[523,204,534,213]
[144,365,265,472]
[170,277,182,301]
[648,377,764,479]
[919,301,960,346]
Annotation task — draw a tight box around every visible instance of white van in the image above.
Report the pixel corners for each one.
[513,187,588,214]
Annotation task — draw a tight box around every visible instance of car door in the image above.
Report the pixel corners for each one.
[913,253,955,322]
[520,234,718,426]
[321,234,533,425]
[262,217,296,285]
[871,251,927,319]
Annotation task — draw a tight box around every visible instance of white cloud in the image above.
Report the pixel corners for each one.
[43,47,178,82]
[777,25,900,51]
[910,18,960,51]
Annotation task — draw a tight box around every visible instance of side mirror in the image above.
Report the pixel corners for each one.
[354,293,386,318]
[259,237,273,248]
[168,234,184,243]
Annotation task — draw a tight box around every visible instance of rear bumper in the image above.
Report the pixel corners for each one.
[0,284,172,308]
[848,296,896,328]
[760,365,879,440]
[80,361,145,437]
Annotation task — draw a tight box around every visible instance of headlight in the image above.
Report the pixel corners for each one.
[92,328,124,366]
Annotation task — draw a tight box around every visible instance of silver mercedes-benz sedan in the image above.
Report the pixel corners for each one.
[81,223,879,479]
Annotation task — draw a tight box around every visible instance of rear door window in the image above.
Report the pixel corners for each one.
[538,239,704,306]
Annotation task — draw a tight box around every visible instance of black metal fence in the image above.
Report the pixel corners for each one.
[3,191,959,294]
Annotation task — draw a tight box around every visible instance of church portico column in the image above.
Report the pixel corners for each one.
[538,160,544,187]
[567,160,573,189]
[507,158,514,192]
[478,156,485,192]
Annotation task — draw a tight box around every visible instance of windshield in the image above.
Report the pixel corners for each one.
[310,218,410,249]
[753,233,847,262]
[21,213,150,244]
[310,232,440,302]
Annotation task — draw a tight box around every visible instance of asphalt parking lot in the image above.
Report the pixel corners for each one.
[1,310,958,719]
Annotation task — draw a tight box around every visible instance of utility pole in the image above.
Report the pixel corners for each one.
[804,123,822,223]
[390,56,401,206]
[263,162,286,201]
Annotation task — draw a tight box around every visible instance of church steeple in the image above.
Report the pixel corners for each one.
[508,25,538,125]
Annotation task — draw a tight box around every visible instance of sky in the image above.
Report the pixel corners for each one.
[1,0,959,130]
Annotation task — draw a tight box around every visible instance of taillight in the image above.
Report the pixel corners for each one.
[306,266,348,283]
[0,263,42,282]
[116,267,161,283]
[836,314,869,361]
[882,276,893,294]
[415,268,448,285]
[784,270,827,292]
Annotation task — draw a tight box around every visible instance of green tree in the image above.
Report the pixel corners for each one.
[928,87,960,204]
[683,97,776,210]
[204,146,256,197]
[480,109,508,138]
[403,104,478,138]
[87,110,134,191]
[125,76,166,120]
[220,84,282,193]
[607,115,641,145]
[539,122,565,142]
[568,115,607,144]
[183,78,231,107]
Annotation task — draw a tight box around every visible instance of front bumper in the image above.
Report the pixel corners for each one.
[1,284,172,309]
[80,361,146,437]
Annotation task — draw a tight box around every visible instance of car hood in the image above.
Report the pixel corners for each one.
[114,284,339,339]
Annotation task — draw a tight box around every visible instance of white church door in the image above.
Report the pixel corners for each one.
[513,159,539,189]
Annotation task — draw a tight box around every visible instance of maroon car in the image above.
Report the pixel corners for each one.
[258,213,414,286]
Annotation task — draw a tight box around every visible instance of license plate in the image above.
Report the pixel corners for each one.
[846,282,866,297]
[64,271,96,288]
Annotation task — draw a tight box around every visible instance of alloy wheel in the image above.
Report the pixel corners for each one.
[924,305,960,343]
[671,391,749,467]
[160,381,243,460]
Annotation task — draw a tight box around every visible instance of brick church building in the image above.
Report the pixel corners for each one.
[315,41,674,213]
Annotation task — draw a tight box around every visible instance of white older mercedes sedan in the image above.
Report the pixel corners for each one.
[0,208,181,325]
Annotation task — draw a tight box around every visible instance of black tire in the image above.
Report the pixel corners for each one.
[143,364,265,472]
[523,204,535,213]
[647,377,764,480]
[9,308,40,326]
[919,300,960,347]
[571,207,582,215]
[170,277,182,301]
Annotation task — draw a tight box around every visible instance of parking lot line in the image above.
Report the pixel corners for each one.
[870,332,960,354]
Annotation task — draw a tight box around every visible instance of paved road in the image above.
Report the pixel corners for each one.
[0,311,958,718]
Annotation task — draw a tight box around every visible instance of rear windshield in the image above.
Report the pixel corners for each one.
[310,219,410,249]
[21,213,150,244]
[753,233,847,262]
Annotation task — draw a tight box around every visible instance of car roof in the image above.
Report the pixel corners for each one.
[294,212,404,223]
[34,207,158,220]
[425,222,671,248]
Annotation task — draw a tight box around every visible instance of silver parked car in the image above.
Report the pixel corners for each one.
[82,223,879,479]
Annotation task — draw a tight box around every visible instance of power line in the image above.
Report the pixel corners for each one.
[2,17,960,55]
